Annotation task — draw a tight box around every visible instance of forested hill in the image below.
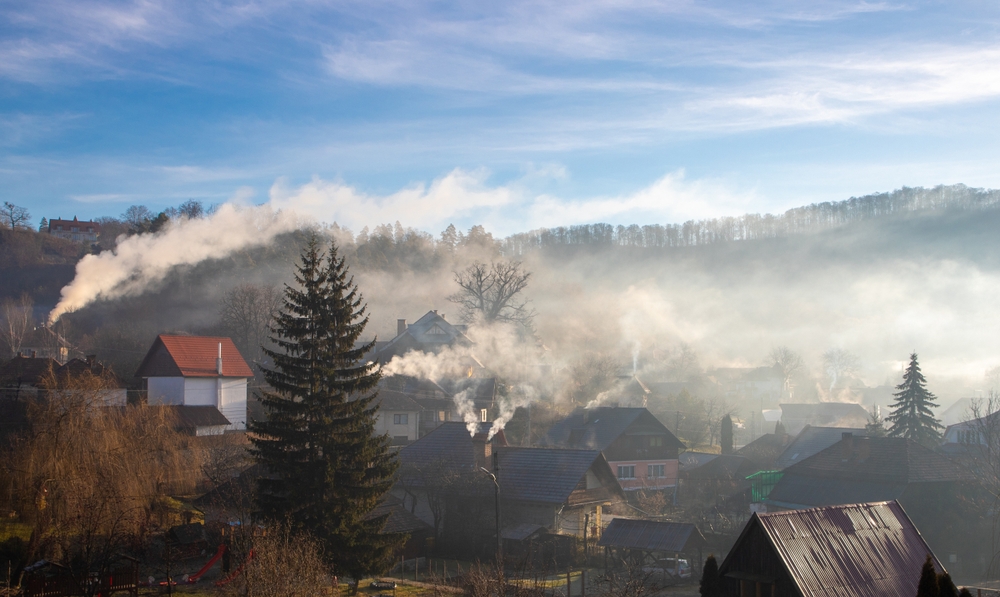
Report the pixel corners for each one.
[501,184,1000,255]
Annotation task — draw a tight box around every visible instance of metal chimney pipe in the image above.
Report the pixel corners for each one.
[216,342,223,376]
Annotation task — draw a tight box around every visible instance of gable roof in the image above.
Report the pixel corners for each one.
[778,403,870,434]
[375,389,423,412]
[682,454,760,480]
[735,432,794,469]
[399,421,506,474]
[163,405,231,429]
[774,426,868,470]
[0,355,60,386]
[597,518,707,553]
[781,435,970,485]
[366,495,434,535]
[721,501,945,597]
[543,407,685,451]
[496,447,620,504]
[376,311,472,362]
[135,335,253,379]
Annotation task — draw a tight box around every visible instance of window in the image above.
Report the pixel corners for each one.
[481,408,488,422]
[617,465,635,480]
[648,437,663,447]
[393,414,408,425]
[426,325,447,335]
[648,464,665,478]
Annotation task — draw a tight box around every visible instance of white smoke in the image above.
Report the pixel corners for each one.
[381,322,548,436]
[47,203,302,324]
[452,389,481,436]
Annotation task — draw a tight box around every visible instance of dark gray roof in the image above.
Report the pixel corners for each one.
[682,454,759,480]
[399,421,500,474]
[774,426,867,470]
[678,451,719,471]
[438,377,496,403]
[375,389,422,412]
[765,475,907,509]
[597,518,707,552]
[502,523,545,541]
[778,403,870,434]
[367,495,433,534]
[496,447,604,504]
[163,405,230,429]
[543,407,684,451]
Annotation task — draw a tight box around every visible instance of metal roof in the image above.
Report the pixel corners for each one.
[597,518,707,553]
[781,436,971,484]
[723,501,945,597]
[399,421,502,475]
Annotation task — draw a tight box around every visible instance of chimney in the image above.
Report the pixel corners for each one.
[857,436,871,461]
[841,432,853,461]
[31,350,36,358]
[473,431,492,472]
[216,343,223,376]
[397,319,407,336]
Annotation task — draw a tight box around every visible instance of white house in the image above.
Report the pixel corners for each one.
[373,389,422,446]
[135,335,253,430]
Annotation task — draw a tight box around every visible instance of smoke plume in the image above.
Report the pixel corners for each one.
[48,203,302,324]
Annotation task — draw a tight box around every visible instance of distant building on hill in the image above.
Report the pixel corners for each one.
[47,216,100,242]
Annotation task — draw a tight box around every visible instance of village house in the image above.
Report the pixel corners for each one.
[373,389,422,446]
[380,375,498,435]
[772,425,867,470]
[395,422,626,560]
[373,310,475,366]
[47,216,101,242]
[719,500,946,597]
[776,403,870,435]
[135,335,253,430]
[542,407,685,492]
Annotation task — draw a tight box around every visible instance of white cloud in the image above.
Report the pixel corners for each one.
[266,168,758,235]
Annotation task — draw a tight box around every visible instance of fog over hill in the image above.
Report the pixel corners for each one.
[8,184,1000,407]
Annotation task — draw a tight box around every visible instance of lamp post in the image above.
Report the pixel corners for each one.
[479,466,502,569]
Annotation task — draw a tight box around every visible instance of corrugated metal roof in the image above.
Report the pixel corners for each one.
[597,518,707,552]
[773,501,946,596]
[136,335,254,378]
[730,501,946,597]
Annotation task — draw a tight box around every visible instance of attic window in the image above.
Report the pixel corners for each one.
[426,325,447,335]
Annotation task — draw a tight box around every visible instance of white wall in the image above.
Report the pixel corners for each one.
[375,409,419,441]
[183,378,218,406]
[217,377,248,430]
[147,377,184,405]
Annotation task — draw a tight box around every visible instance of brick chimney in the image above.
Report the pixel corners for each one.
[841,432,854,461]
[473,431,493,472]
[397,319,407,336]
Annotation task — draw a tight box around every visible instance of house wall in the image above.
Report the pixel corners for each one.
[147,377,185,405]
[215,378,248,429]
[609,458,679,490]
[376,409,420,443]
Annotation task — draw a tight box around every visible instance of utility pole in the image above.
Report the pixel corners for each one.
[480,466,502,570]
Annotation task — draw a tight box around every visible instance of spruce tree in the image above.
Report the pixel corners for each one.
[699,555,722,597]
[887,353,943,446]
[938,571,959,597]
[916,555,939,597]
[250,235,403,581]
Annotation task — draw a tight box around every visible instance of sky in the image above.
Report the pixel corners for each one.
[4,0,1000,236]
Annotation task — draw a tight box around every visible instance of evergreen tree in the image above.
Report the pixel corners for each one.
[699,555,722,597]
[916,555,939,597]
[721,415,733,455]
[250,235,403,582]
[774,420,786,436]
[959,588,973,597]
[887,353,943,446]
[938,571,959,597]
[38,217,48,232]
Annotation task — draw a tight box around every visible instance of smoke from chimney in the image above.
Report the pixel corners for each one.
[47,203,302,324]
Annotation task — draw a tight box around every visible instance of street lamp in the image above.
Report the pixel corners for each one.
[479,466,502,568]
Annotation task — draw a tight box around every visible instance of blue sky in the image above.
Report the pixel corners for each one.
[4,0,1000,236]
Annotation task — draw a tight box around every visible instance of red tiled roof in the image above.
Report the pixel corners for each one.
[135,335,253,378]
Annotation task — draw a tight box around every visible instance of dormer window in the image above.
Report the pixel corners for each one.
[426,325,446,336]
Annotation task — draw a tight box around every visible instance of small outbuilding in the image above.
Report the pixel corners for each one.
[597,518,708,579]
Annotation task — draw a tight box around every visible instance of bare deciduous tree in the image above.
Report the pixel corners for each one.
[5,368,200,591]
[120,205,153,230]
[823,348,860,390]
[219,283,280,367]
[0,294,33,358]
[1,202,31,230]
[768,346,803,400]
[224,524,328,597]
[448,260,534,328]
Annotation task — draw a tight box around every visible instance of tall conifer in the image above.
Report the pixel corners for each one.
[250,235,403,581]
[887,353,943,446]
